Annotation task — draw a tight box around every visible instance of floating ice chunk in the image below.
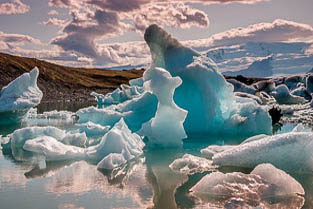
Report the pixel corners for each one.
[169,154,214,175]
[271,84,307,104]
[23,136,85,161]
[86,118,145,163]
[212,132,313,173]
[97,153,127,169]
[285,75,305,91]
[129,77,143,87]
[0,67,43,113]
[291,86,311,100]
[10,126,87,161]
[227,79,256,95]
[91,84,144,106]
[191,164,304,207]
[139,67,187,147]
[253,80,275,93]
[251,164,304,197]
[9,119,144,169]
[76,121,110,137]
[77,92,158,132]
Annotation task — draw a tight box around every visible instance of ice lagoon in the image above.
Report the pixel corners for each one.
[1,25,313,208]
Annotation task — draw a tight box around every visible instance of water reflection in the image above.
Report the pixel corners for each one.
[145,148,188,209]
[1,144,312,209]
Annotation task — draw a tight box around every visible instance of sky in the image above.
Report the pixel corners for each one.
[0,0,313,68]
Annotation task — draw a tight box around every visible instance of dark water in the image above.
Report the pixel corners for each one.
[0,103,312,209]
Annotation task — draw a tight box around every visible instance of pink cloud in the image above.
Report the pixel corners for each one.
[48,10,59,16]
[41,18,68,27]
[0,0,30,15]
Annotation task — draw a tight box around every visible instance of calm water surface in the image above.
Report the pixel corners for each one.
[0,102,312,209]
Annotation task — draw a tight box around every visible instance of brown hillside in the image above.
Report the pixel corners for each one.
[0,52,144,102]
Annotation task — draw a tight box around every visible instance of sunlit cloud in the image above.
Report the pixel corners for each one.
[0,0,30,15]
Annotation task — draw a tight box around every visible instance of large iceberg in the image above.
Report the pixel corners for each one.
[77,24,272,143]
[144,24,272,136]
[0,67,43,113]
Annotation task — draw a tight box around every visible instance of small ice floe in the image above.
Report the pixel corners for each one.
[169,154,215,175]
[190,164,304,208]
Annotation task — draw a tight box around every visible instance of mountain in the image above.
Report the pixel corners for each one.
[204,42,313,77]
[0,52,144,102]
[223,56,273,78]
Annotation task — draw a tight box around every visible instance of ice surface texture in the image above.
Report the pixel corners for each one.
[210,131,313,173]
[0,67,42,112]
[9,119,144,169]
[139,67,187,147]
[191,164,304,207]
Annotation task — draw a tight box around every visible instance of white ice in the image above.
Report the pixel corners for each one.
[271,84,307,104]
[191,164,304,205]
[169,154,214,175]
[212,131,313,173]
[76,121,110,137]
[139,67,187,147]
[87,119,144,164]
[0,67,43,112]
[8,118,145,169]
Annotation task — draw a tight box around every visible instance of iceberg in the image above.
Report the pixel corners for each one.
[139,67,187,147]
[7,118,145,169]
[0,67,43,113]
[144,24,272,135]
[86,119,145,164]
[271,84,307,104]
[77,24,272,141]
[191,164,304,207]
[211,131,313,173]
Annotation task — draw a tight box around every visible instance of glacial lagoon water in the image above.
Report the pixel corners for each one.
[0,102,312,209]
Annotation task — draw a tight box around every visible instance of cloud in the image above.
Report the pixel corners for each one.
[48,0,268,10]
[0,0,30,15]
[41,18,68,27]
[51,9,132,58]
[49,1,210,61]
[48,10,59,15]
[184,19,313,50]
[0,31,41,47]
[132,3,209,32]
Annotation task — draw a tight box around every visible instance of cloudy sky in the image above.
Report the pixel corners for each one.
[0,0,313,67]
